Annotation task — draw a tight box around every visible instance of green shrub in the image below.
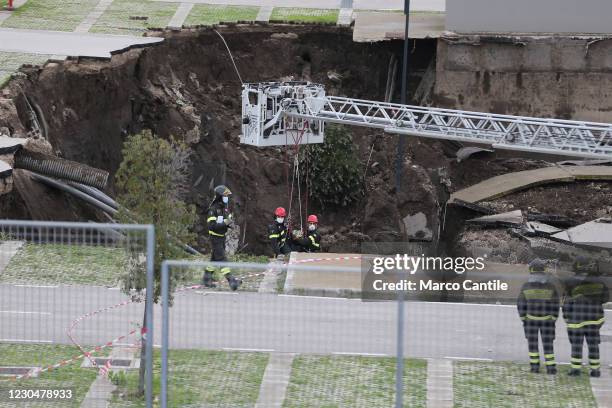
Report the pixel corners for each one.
[301,125,363,209]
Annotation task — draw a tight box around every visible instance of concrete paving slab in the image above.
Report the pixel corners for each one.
[285,252,362,297]
[0,241,24,274]
[590,367,612,408]
[80,375,116,408]
[0,27,164,59]
[75,0,115,33]
[353,11,444,42]
[0,136,27,154]
[449,166,612,204]
[167,2,194,29]
[259,259,283,293]
[255,353,294,408]
[467,209,524,227]
[256,5,273,22]
[337,8,353,26]
[426,359,453,408]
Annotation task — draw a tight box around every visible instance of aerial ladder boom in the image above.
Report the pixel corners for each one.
[241,82,612,159]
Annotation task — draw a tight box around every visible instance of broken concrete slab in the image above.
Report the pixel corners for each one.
[456,146,494,162]
[467,209,523,227]
[0,27,163,59]
[551,218,612,249]
[557,159,612,166]
[524,221,563,236]
[0,136,27,154]
[449,166,612,204]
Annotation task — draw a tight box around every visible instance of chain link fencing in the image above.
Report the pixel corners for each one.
[0,220,154,407]
[159,245,611,408]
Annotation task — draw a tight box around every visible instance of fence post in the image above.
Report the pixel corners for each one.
[145,225,155,408]
[396,283,405,407]
[161,261,169,408]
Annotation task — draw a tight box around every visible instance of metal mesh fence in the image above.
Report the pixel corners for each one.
[160,248,611,408]
[0,220,154,407]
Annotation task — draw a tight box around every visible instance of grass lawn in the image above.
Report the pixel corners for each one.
[2,243,131,286]
[0,52,53,87]
[184,4,259,26]
[0,0,98,31]
[284,355,427,407]
[110,350,268,407]
[454,361,597,408]
[270,8,339,24]
[0,343,100,407]
[90,0,178,35]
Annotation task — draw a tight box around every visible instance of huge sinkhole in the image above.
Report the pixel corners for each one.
[1,25,610,258]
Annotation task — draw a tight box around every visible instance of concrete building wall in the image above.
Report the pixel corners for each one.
[447,0,612,34]
[432,36,612,123]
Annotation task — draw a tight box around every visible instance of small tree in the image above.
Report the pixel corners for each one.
[301,125,364,209]
[115,130,197,397]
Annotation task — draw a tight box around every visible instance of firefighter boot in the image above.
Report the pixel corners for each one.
[568,368,581,377]
[546,366,557,375]
[202,271,216,288]
[530,364,540,374]
[590,369,600,378]
[227,274,242,291]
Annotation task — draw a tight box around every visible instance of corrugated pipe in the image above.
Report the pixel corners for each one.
[15,150,109,190]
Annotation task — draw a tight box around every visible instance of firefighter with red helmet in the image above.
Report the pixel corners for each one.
[292,214,322,253]
[269,207,291,258]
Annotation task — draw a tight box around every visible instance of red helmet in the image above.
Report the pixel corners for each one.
[307,214,318,223]
[274,207,287,217]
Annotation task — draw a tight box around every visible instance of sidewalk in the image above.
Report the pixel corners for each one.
[0,27,163,58]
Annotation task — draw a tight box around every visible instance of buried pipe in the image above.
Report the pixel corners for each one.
[32,173,202,257]
[31,173,117,215]
[67,181,119,210]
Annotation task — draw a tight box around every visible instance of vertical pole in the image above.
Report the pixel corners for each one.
[395,0,411,194]
[396,277,405,408]
[145,225,155,408]
[396,5,410,406]
[161,262,169,408]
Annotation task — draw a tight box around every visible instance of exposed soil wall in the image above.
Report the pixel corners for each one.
[0,26,442,254]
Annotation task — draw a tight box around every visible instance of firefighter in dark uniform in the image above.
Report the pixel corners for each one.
[563,256,610,377]
[517,259,560,374]
[269,207,291,258]
[202,185,241,291]
[291,214,322,253]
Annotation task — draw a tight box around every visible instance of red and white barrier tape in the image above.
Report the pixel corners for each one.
[291,255,362,264]
[9,257,354,382]
[67,299,136,369]
[6,328,140,381]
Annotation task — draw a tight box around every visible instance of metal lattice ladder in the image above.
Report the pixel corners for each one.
[241,82,612,159]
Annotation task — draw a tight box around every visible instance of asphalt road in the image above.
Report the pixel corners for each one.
[1,284,610,365]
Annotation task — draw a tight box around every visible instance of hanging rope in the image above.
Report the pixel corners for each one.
[285,122,309,233]
[213,29,243,84]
